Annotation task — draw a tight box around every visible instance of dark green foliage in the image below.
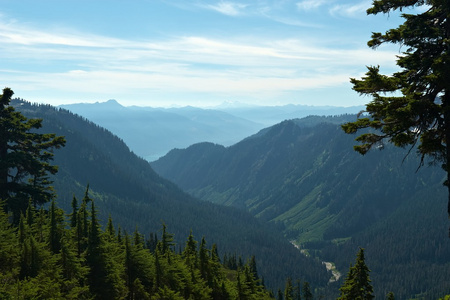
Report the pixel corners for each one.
[338,248,374,300]
[341,0,450,220]
[320,185,450,299]
[302,281,313,300]
[284,277,293,300]
[386,291,395,300]
[0,196,275,299]
[0,88,65,222]
[152,115,450,298]
[13,99,328,292]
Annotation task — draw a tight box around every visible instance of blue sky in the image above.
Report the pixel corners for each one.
[0,0,409,107]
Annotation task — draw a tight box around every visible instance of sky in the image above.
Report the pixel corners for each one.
[0,0,411,108]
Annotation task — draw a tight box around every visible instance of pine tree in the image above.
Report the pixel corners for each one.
[284,277,293,300]
[69,196,78,228]
[341,0,450,228]
[293,279,301,300]
[86,199,126,299]
[48,200,63,254]
[183,230,198,270]
[338,248,374,300]
[302,281,312,300]
[0,87,65,222]
[277,288,284,300]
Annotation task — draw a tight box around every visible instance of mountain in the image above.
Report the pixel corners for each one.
[217,104,365,126]
[151,115,450,299]
[59,101,364,161]
[13,100,330,292]
[60,100,263,161]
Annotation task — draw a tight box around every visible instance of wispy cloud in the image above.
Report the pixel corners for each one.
[0,12,399,106]
[296,0,328,11]
[202,1,248,16]
[329,1,371,18]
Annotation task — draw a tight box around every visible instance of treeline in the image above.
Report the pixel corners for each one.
[0,190,275,299]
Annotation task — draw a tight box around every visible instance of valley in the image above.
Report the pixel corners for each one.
[150,114,450,299]
[8,99,450,299]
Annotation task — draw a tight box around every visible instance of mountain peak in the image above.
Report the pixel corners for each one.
[101,99,123,108]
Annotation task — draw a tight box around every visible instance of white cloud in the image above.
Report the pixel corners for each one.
[204,1,248,16]
[329,1,371,18]
[0,14,399,106]
[296,0,328,11]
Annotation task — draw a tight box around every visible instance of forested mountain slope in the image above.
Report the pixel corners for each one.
[13,100,329,292]
[152,115,450,299]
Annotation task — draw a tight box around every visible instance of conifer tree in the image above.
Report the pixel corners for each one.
[338,248,374,300]
[199,236,210,281]
[48,200,63,254]
[284,277,293,300]
[0,87,65,222]
[293,279,301,300]
[86,199,126,299]
[302,281,312,300]
[341,0,450,227]
[69,196,78,228]
[183,230,198,270]
[277,288,284,300]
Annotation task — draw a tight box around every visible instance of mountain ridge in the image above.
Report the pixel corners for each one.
[59,101,364,161]
[151,115,450,299]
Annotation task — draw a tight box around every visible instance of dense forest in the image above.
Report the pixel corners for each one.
[11,99,330,294]
[0,191,277,299]
[0,90,327,299]
[152,117,450,299]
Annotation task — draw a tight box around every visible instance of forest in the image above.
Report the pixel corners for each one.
[0,192,277,299]
[0,87,334,299]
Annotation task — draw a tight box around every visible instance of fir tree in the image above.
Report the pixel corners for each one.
[284,277,293,300]
[341,0,450,228]
[0,87,65,222]
[302,281,312,300]
[338,248,374,300]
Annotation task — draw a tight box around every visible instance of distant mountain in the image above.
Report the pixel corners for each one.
[151,115,450,299]
[14,100,329,292]
[60,100,263,161]
[217,104,365,126]
[59,101,364,161]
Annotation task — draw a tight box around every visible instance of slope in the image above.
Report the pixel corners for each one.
[151,115,450,298]
[14,100,330,292]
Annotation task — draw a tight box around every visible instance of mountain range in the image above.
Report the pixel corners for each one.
[19,99,450,298]
[14,100,329,293]
[59,100,364,161]
[151,115,450,299]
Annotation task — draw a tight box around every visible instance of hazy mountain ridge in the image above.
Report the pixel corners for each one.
[60,100,263,161]
[14,100,330,292]
[151,115,450,298]
[59,100,364,161]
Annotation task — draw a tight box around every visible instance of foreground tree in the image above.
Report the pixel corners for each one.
[338,248,374,300]
[341,0,450,229]
[0,87,65,222]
